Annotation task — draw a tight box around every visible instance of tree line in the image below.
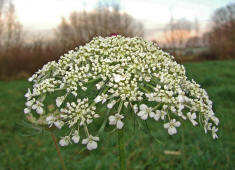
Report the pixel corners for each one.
[0,0,234,80]
[0,1,143,79]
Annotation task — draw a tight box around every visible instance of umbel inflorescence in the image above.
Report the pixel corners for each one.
[24,36,219,150]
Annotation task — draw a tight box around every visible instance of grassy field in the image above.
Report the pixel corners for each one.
[0,60,235,170]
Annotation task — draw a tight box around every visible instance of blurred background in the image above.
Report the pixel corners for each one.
[0,0,235,170]
[0,0,234,80]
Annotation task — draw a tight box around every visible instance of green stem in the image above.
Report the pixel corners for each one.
[181,127,187,170]
[98,109,111,134]
[50,132,66,170]
[84,124,90,137]
[85,77,102,84]
[153,103,161,110]
[139,85,150,93]
[144,82,155,89]
[118,129,126,170]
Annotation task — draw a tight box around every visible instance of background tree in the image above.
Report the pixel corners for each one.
[55,9,144,51]
[0,0,6,47]
[164,18,192,49]
[4,2,23,50]
[194,18,200,37]
[209,3,235,59]
[0,1,25,78]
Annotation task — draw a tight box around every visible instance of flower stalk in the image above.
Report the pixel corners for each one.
[50,131,66,170]
[118,128,126,170]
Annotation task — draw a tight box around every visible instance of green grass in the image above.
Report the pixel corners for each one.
[0,60,235,170]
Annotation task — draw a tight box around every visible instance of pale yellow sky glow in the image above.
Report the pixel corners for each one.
[14,0,96,30]
[12,0,235,39]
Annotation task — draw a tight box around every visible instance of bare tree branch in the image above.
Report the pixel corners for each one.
[55,9,144,51]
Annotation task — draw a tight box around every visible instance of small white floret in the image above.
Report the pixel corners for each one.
[113,74,124,83]
[24,108,31,114]
[24,88,32,99]
[59,136,70,146]
[82,135,99,150]
[72,131,80,143]
[187,112,198,126]
[56,96,65,107]
[137,104,154,120]
[212,126,218,139]
[54,121,64,129]
[94,96,102,103]
[109,113,124,129]
[107,100,116,109]
[164,119,181,135]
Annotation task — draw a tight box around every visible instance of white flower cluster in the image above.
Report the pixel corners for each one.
[24,36,219,150]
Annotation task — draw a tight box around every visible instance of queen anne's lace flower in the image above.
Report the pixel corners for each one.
[24,36,220,150]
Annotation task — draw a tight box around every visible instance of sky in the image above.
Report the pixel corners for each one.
[12,0,235,40]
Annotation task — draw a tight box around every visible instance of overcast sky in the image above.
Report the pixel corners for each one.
[12,0,235,39]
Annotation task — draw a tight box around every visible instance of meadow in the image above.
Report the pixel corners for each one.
[0,60,234,170]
